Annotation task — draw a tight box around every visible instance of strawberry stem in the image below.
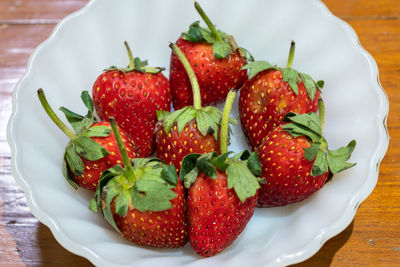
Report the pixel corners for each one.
[109,118,135,183]
[169,43,202,109]
[37,88,77,140]
[124,41,135,70]
[318,99,325,134]
[220,90,236,154]
[286,41,296,69]
[194,1,222,42]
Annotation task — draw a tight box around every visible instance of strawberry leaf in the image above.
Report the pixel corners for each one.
[303,142,321,161]
[239,47,254,62]
[181,21,242,59]
[177,108,197,133]
[227,161,260,202]
[156,110,170,121]
[82,125,111,138]
[282,112,322,142]
[131,179,177,212]
[246,151,262,176]
[210,152,231,172]
[81,91,94,113]
[311,150,329,176]
[180,153,201,185]
[65,143,84,176]
[213,41,231,59]
[62,150,79,189]
[327,140,357,174]
[162,107,189,134]
[282,68,300,94]
[161,165,178,186]
[74,136,109,161]
[196,153,218,179]
[242,61,277,80]
[299,73,317,101]
[317,80,325,90]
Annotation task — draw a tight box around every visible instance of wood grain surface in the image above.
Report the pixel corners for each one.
[0,0,399,266]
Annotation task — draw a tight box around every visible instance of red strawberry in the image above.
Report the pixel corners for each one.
[155,119,220,172]
[93,42,171,157]
[257,108,356,207]
[156,43,238,172]
[169,2,251,110]
[37,89,137,191]
[180,90,261,256]
[239,41,323,149]
[90,119,187,248]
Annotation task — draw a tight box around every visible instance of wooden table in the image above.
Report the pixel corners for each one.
[1,0,399,266]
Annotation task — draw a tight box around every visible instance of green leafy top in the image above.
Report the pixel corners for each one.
[37,89,111,189]
[157,106,231,140]
[180,2,253,61]
[106,41,164,74]
[158,43,236,141]
[89,119,178,233]
[281,102,356,177]
[242,41,324,101]
[180,151,262,202]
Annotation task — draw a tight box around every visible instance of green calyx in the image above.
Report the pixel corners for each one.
[37,89,111,189]
[180,151,261,202]
[160,43,236,140]
[157,106,233,141]
[180,2,253,61]
[89,120,178,233]
[105,41,164,74]
[281,101,356,177]
[242,41,324,101]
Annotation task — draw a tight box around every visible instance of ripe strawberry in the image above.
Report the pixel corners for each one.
[180,90,261,256]
[257,107,356,207]
[239,41,324,149]
[156,43,237,172]
[93,42,171,157]
[90,119,187,248]
[169,2,251,110]
[37,89,137,191]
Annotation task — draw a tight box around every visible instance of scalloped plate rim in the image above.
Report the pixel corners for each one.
[6,0,389,266]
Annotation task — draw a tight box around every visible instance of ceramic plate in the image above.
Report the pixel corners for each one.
[7,0,389,266]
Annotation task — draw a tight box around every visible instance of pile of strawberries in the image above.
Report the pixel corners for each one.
[38,2,356,257]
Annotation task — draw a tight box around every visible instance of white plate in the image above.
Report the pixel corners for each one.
[7,0,389,266]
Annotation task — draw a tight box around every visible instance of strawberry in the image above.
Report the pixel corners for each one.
[156,43,236,172]
[239,41,324,149]
[257,104,356,207]
[90,118,187,248]
[180,90,261,256]
[37,89,137,191]
[92,42,171,157]
[169,1,252,110]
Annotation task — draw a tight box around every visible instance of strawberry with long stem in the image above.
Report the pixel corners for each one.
[37,89,137,191]
[93,42,171,157]
[180,90,262,257]
[156,43,236,172]
[256,100,356,207]
[90,118,187,248]
[169,1,252,110]
[239,41,324,149]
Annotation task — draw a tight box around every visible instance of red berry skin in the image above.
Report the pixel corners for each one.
[239,69,320,150]
[112,180,187,248]
[72,122,137,191]
[187,170,257,257]
[93,70,171,157]
[155,119,220,172]
[170,38,247,110]
[257,126,330,207]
